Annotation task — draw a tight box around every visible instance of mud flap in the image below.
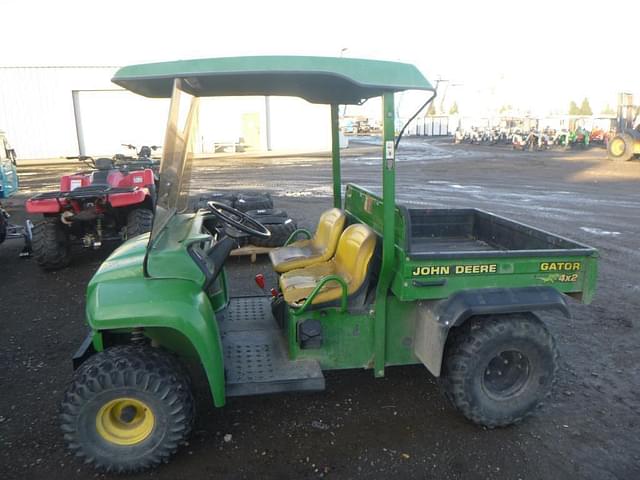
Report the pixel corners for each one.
[414,287,570,377]
[72,332,96,370]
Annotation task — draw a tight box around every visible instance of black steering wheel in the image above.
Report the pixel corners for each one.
[206,201,271,239]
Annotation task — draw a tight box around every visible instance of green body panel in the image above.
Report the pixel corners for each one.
[384,296,421,366]
[289,309,375,369]
[344,184,406,245]
[285,297,422,370]
[393,254,598,302]
[580,255,599,304]
[112,56,434,103]
[208,268,230,313]
[87,234,150,283]
[146,214,208,283]
[86,214,227,407]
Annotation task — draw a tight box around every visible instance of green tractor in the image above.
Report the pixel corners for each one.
[60,57,599,472]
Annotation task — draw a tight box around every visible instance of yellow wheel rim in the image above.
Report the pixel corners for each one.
[610,138,625,157]
[96,397,155,446]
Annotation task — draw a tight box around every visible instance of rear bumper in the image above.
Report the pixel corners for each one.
[26,198,60,213]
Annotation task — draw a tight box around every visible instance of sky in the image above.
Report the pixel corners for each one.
[2,0,639,116]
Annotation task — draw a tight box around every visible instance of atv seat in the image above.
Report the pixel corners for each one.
[91,158,115,185]
[269,208,346,273]
[279,223,376,307]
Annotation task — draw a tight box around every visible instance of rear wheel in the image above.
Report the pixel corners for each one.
[32,216,71,270]
[126,208,154,239]
[608,133,635,161]
[60,345,194,473]
[440,313,558,428]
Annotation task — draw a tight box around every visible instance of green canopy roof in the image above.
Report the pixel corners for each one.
[112,56,434,104]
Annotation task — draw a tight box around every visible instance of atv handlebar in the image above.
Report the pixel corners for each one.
[121,144,161,151]
[66,155,96,168]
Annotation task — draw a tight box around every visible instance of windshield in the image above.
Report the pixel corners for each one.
[148,79,200,246]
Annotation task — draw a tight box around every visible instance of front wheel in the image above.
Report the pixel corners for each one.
[60,345,194,473]
[440,314,558,428]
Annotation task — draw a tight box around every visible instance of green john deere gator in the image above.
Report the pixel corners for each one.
[60,56,599,472]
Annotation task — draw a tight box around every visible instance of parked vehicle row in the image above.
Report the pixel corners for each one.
[454,125,608,151]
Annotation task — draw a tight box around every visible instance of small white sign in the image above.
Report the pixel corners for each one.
[70,179,82,191]
[385,140,395,160]
[133,175,143,184]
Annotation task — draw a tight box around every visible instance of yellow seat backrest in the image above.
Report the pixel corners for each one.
[311,208,346,255]
[334,224,377,294]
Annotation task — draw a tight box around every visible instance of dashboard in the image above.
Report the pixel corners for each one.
[187,224,236,288]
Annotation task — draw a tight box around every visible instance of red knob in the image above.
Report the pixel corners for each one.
[255,274,265,289]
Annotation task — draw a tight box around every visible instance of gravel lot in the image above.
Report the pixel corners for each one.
[1,138,639,479]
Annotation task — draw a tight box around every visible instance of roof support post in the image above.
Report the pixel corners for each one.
[71,90,86,156]
[330,104,342,208]
[373,92,395,377]
[265,96,272,151]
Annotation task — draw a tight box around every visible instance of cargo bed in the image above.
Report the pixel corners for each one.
[405,208,595,259]
[392,207,598,302]
[343,184,598,304]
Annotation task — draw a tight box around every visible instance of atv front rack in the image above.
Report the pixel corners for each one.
[30,185,137,201]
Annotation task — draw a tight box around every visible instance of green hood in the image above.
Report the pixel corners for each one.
[88,213,208,290]
[89,234,149,286]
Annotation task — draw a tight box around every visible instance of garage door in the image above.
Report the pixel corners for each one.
[74,90,168,156]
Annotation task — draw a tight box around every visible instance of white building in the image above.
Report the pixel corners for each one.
[0,66,333,159]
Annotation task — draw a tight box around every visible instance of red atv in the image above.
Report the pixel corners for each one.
[26,155,156,270]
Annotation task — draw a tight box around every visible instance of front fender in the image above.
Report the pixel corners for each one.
[87,277,226,407]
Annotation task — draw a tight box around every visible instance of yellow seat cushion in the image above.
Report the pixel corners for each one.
[279,224,377,306]
[269,208,346,273]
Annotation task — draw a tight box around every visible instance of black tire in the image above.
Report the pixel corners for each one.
[250,218,297,247]
[60,345,194,473]
[440,313,558,428]
[126,208,154,239]
[234,193,273,212]
[608,133,636,162]
[246,209,290,226]
[32,216,71,270]
[194,192,236,211]
[245,208,288,219]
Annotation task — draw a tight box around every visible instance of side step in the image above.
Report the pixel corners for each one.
[222,320,325,397]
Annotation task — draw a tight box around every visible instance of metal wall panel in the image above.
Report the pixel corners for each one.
[0,66,332,159]
[0,67,117,159]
